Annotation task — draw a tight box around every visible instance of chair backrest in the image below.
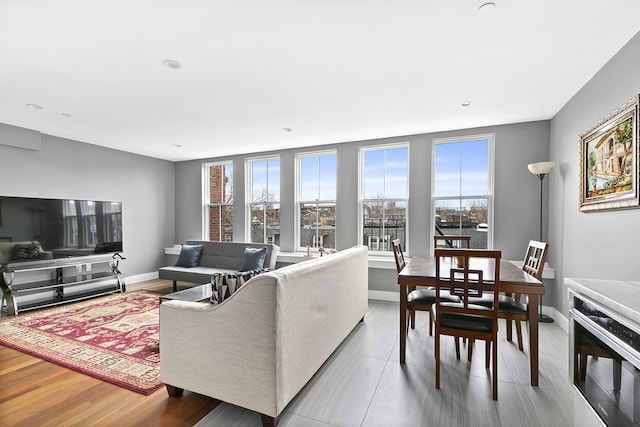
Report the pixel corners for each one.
[391,239,406,274]
[434,248,501,318]
[522,240,549,281]
[434,235,471,249]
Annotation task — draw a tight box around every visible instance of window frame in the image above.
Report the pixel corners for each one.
[358,142,410,255]
[245,155,281,244]
[431,133,495,253]
[202,160,234,242]
[295,149,337,252]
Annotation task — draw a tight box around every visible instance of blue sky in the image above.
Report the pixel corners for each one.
[363,147,408,199]
[300,154,337,201]
[434,138,489,197]
[251,159,281,201]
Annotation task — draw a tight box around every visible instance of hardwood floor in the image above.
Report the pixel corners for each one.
[0,280,220,427]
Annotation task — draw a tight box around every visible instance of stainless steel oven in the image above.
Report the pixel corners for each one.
[569,289,640,427]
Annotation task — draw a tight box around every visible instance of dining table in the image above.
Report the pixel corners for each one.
[398,256,545,386]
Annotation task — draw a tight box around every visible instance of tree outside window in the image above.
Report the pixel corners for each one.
[432,135,493,250]
[297,151,336,250]
[360,145,408,253]
[247,157,280,244]
[204,161,233,242]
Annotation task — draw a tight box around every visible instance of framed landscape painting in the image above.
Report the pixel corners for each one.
[579,95,639,212]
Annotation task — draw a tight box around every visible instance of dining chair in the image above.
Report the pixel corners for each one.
[467,240,548,352]
[433,248,501,400]
[500,240,548,351]
[392,239,459,336]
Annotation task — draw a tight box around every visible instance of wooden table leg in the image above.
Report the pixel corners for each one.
[400,284,407,364]
[528,294,539,386]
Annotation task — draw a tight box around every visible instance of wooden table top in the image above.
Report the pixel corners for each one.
[398,256,544,295]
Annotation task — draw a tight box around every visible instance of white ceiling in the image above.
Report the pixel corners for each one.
[1,1,639,162]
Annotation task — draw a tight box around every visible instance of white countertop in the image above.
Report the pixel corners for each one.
[565,277,640,326]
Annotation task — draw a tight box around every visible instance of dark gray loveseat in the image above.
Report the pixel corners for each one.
[159,240,279,291]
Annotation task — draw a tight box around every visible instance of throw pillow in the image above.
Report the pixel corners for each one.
[239,247,267,272]
[12,242,42,261]
[175,244,203,267]
[210,269,264,304]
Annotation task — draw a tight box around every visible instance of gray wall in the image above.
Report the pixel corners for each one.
[549,31,640,316]
[175,120,551,295]
[0,125,176,277]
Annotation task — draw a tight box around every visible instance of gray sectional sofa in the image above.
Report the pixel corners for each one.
[159,240,279,291]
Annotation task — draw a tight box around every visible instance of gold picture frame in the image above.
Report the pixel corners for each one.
[579,95,639,212]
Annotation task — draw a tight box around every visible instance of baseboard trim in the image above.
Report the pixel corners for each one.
[368,290,399,302]
[125,272,159,290]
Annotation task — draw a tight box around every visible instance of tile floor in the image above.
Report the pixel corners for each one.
[195,300,575,427]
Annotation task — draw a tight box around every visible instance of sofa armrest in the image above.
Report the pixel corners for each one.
[159,275,278,417]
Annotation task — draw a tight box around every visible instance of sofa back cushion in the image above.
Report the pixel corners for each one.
[186,240,278,270]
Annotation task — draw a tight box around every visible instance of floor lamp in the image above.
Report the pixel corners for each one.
[527,161,555,323]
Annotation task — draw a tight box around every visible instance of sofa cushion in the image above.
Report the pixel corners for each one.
[210,269,264,304]
[239,247,266,272]
[176,244,204,267]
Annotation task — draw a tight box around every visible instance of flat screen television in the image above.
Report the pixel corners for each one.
[0,196,122,265]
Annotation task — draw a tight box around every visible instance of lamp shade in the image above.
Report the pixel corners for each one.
[527,161,555,176]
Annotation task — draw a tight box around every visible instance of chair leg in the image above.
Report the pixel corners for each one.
[485,340,490,369]
[468,339,474,362]
[613,358,622,392]
[428,311,432,336]
[506,319,513,342]
[515,321,524,351]
[410,310,416,329]
[435,328,441,389]
[492,338,498,400]
[455,337,461,360]
[579,354,587,380]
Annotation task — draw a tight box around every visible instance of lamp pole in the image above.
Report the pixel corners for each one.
[528,161,555,324]
[538,173,545,242]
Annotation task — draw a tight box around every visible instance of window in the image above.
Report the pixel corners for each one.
[297,151,337,250]
[247,157,280,244]
[78,200,97,247]
[432,134,494,250]
[360,144,408,253]
[102,202,122,243]
[204,161,234,242]
[62,200,78,248]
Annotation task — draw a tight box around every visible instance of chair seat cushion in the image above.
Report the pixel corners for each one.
[431,303,494,332]
[468,293,528,314]
[497,296,527,315]
[408,288,460,306]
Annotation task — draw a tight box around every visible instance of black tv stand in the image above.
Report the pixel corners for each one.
[0,255,125,316]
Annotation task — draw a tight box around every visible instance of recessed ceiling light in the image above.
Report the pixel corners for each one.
[461,101,473,107]
[61,113,72,117]
[173,144,182,148]
[162,59,182,69]
[478,2,496,13]
[26,103,43,109]
[283,128,292,132]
